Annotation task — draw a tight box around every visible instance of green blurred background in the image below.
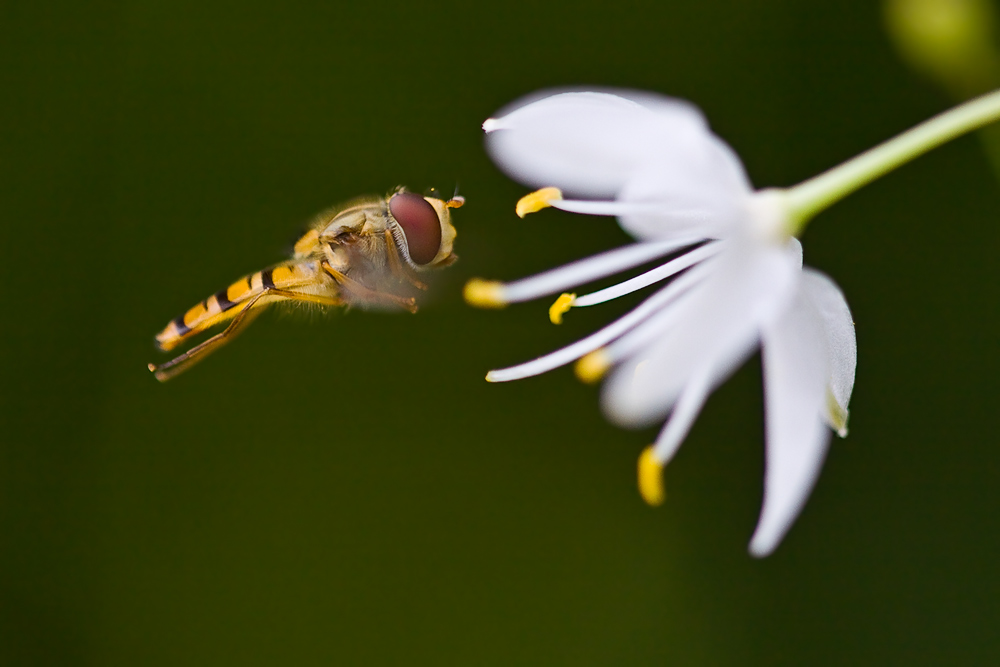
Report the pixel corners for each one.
[2,1,999,664]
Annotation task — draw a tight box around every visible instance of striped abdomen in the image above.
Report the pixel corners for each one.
[156,262,319,351]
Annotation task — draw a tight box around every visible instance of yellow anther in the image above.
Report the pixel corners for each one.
[463,279,507,308]
[574,349,611,384]
[446,195,465,209]
[638,446,665,506]
[515,187,563,218]
[548,293,576,324]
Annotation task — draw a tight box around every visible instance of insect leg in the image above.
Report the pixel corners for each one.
[321,261,418,313]
[384,229,428,291]
[148,288,345,382]
[148,291,269,382]
[259,288,344,308]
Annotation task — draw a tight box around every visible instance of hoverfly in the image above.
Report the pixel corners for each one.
[149,187,463,381]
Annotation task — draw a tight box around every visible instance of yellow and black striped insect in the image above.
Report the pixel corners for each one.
[149,187,463,381]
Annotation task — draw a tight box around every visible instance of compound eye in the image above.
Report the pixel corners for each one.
[389,192,441,265]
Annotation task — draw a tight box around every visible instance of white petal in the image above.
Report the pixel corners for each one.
[615,140,753,242]
[800,269,857,436]
[650,366,715,464]
[601,239,800,428]
[749,288,831,557]
[599,257,720,363]
[484,90,732,199]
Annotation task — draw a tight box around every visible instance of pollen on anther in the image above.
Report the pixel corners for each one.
[574,349,611,384]
[463,279,507,308]
[515,187,563,218]
[638,446,665,506]
[548,293,576,324]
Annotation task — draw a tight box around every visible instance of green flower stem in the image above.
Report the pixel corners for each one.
[785,88,1000,235]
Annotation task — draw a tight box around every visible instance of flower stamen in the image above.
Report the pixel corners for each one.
[574,348,611,383]
[552,200,709,219]
[548,293,576,324]
[638,446,665,506]
[483,250,716,382]
[484,274,694,382]
[463,279,507,308]
[516,187,563,218]
[470,239,699,306]
[597,259,716,368]
[573,242,722,308]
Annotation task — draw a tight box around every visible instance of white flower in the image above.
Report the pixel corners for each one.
[467,90,857,557]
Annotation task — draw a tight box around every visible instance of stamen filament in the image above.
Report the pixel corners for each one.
[552,199,712,220]
[598,258,718,366]
[573,242,721,308]
[498,238,706,304]
[485,261,713,382]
